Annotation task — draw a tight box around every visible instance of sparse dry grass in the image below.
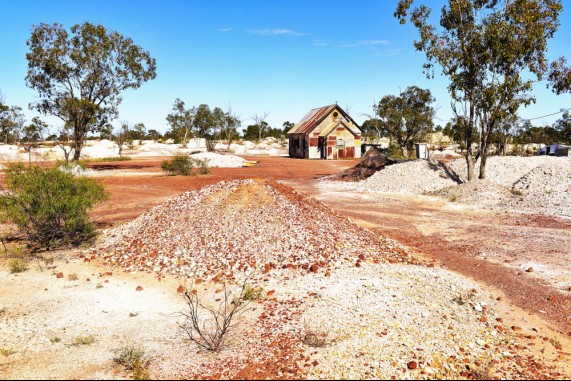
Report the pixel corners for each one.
[7,258,28,274]
[301,323,335,348]
[71,334,96,346]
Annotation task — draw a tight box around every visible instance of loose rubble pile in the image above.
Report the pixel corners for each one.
[508,159,571,217]
[446,156,556,187]
[362,159,461,194]
[94,179,410,282]
[188,151,245,168]
[329,147,396,181]
[297,265,565,380]
[326,155,571,218]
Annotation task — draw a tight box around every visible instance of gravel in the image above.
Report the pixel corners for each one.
[189,151,245,168]
[362,159,461,194]
[93,179,410,283]
[295,264,556,380]
[446,156,557,187]
[325,155,571,218]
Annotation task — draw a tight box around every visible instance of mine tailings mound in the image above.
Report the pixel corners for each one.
[93,179,410,282]
[332,147,396,181]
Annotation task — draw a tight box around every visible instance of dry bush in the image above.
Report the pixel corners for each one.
[71,334,96,346]
[180,280,250,352]
[7,258,28,274]
[113,338,151,379]
[301,323,335,348]
[243,284,264,301]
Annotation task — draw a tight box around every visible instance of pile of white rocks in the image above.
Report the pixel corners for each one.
[93,179,409,282]
[363,159,461,194]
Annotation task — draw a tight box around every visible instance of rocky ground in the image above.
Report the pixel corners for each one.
[93,179,411,284]
[2,248,569,379]
[325,156,571,218]
[1,156,571,379]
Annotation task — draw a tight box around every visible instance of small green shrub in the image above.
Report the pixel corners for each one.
[243,285,264,301]
[0,348,16,357]
[113,339,150,371]
[511,189,523,196]
[7,258,28,274]
[85,156,132,162]
[161,155,194,176]
[192,158,210,175]
[68,273,79,281]
[0,163,108,251]
[71,334,96,346]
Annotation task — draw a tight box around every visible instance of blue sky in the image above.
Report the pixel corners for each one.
[1,0,570,134]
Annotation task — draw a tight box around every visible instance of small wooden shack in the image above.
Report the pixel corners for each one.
[287,104,362,160]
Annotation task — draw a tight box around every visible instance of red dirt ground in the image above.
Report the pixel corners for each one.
[87,156,354,226]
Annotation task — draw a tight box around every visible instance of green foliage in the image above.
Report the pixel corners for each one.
[113,339,150,372]
[85,156,132,162]
[396,0,570,179]
[71,334,96,346]
[7,258,28,274]
[243,285,264,301]
[145,129,163,141]
[161,156,210,176]
[0,163,108,251]
[554,111,571,144]
[26,22,157,161]
[242,124,261,141]
[195,158,210,175]
[374,86,435,157]
[167,100,241,150]
[166,99,195,146]
[161,155,194,176]
[0,105,25,145]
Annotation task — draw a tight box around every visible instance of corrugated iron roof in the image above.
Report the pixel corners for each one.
[287,105,337,134]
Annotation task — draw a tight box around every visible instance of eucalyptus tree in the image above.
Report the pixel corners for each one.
[554,111,571,144]
[374,86,435,157]
[22,117,48,163]
[26,22,157,161]
[396,0,571,180]
[166,98,195,146]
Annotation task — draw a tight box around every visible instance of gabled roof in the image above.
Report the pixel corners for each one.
[319,120,360,138]
[287,104,360,135]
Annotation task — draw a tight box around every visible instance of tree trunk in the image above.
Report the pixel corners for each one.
[466,95,476,181]
[73,143,82,161]
[466,153,476,181]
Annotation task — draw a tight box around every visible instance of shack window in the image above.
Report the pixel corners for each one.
[337,139,345,148]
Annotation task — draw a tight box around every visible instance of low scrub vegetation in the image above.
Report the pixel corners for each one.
[71,334,96,346]
[180,281,250,352]
[7,258,28,274]
[113,338,151,379]
[85,156,132,162]
[301,323,335,348]
[0,163,108,251]
[161,155,210,176]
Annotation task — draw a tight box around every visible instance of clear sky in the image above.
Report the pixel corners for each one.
[1,0,570,134]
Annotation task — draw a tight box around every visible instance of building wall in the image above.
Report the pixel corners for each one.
[324,126,361,160]
[289,108,362,160]
[288,134,307,159]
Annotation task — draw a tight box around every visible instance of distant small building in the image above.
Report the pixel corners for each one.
[539,143,570,156]
[287,104,362,159]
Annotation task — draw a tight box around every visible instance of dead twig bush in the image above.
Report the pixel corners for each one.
[180,279,250,352]
[301,322,335,348]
